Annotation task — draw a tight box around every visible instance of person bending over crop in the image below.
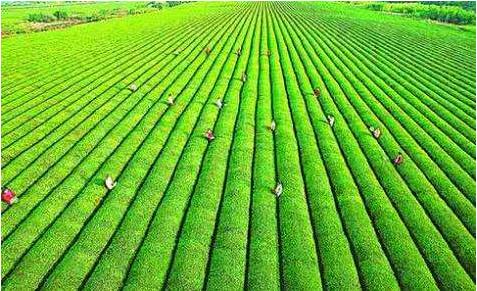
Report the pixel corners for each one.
[270,120,276,132]
[393,152,404,165]
[129,84,138,92]
[369,126,381,139]
[273,182,283,198]
[241,72,247,82]
[327,115,335,127]
[215,99,223,109]
[313,88,320,97]
[205,129,215,141]
[105,175,117,190]
[167,94,175,106]
[205,47,212,55]
[235,47,242,56]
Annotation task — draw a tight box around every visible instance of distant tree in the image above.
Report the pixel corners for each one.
[420,1,476,11]
[364,2,475,25]
[147,2,163,9]
[27,13,55,23]
[166,1,184,7]
[53,10,68,20]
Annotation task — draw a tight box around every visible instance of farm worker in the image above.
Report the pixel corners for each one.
[327,115,335,127]
[235,47,242,56]
[167,94,175,106]
[241,72,247,82]
[373,128,381,139]
[215,99,224,109]
[270,120,276,132]
[273,182,283,198]
[129,84,138,92]
[263,50,271,57]
[205,129,215,141]
[105,175,117,190]
[205,47,211,55]
[369,126,381,139]
[1,188,18,205]
[313,88,320,97]
[393,152,404,165]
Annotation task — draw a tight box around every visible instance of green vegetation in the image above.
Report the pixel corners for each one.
[1,2,475,290]
[2,1,165,35]
[360,1,476,25]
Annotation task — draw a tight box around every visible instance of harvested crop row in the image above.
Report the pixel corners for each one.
[2,2,475,290]
[245,7,280,289]
[1,9,232,187]
[1,7,238,219]
[1,4,215,97]
[3,6,244,286]
[292,8,477,200]
[276,4,475,287]
[81,8,255,291]
[301,3,476,100]
[204,7,262,290]
[271,6,441,290]
[1,13,225,146]
[39,7,253,290]
[4,4,249,285]
[121,6,259,291]
[162,9,261,291]
[322,19,477,114]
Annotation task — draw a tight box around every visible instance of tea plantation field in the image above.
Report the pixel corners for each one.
[2,2,476,290]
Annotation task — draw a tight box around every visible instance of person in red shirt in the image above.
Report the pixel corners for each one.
[2,188,18,205]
